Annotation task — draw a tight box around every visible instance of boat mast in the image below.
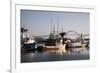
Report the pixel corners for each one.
[51,16,53,34]
[57,16,59,34]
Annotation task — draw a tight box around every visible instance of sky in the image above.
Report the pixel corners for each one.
[21,10,89,37]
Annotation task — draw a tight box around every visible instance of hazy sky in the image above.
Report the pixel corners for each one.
[21,10,89,37]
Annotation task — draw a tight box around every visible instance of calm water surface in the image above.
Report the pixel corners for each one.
[21,48,89,63]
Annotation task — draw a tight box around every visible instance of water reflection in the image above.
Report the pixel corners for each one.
[21,47,89,63]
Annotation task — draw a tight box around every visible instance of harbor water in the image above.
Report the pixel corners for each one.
[21,47,89,63]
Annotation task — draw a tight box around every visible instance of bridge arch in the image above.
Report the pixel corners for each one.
[65,31,81,39]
